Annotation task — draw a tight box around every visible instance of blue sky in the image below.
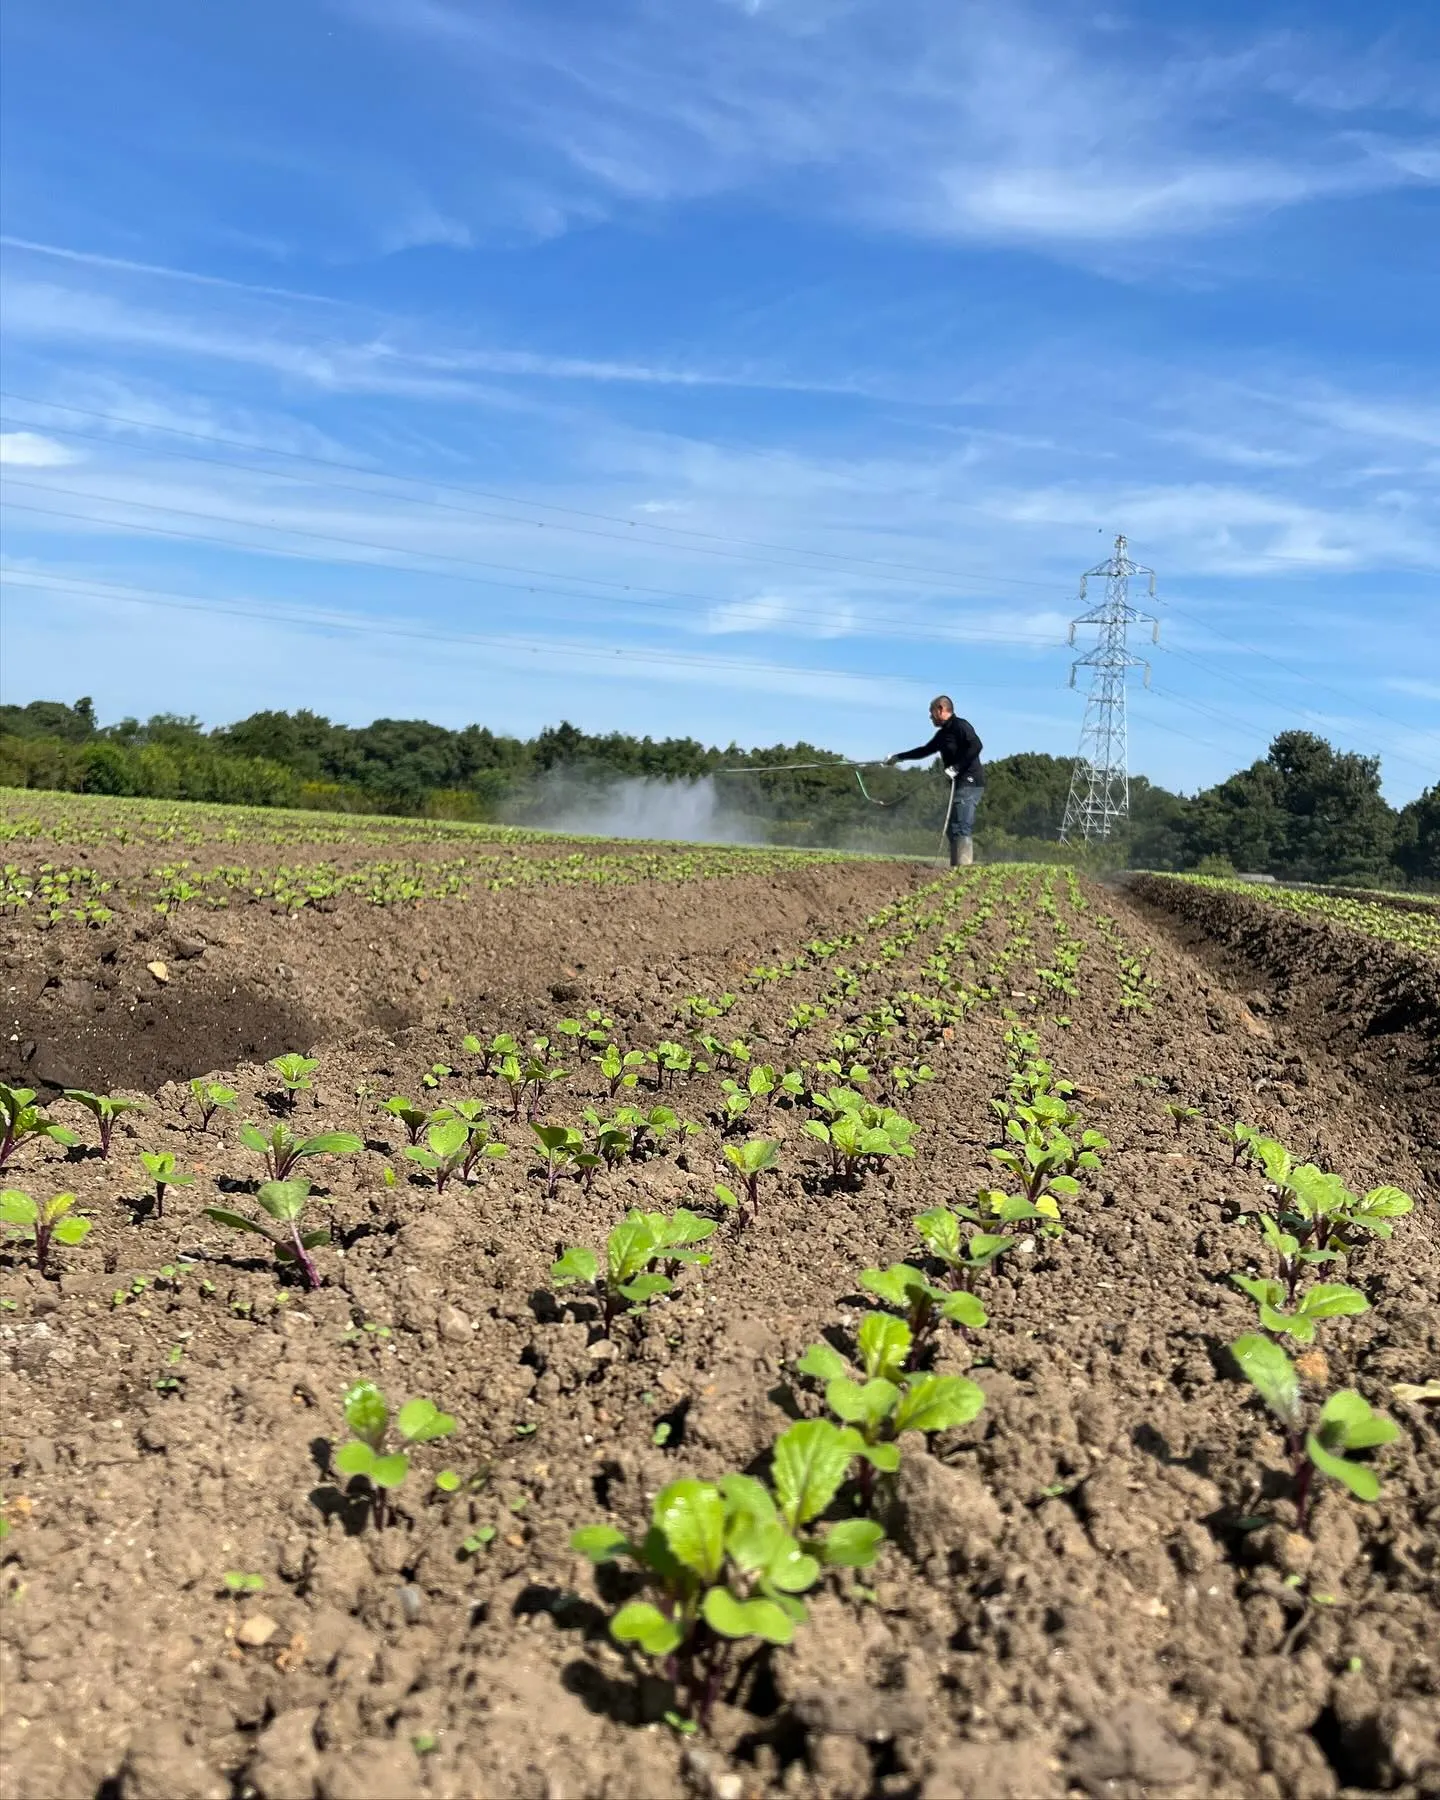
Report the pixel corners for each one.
[1,0,1437,801]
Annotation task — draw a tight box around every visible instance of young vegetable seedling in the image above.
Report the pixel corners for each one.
[1230,1271,1369,1344]
[139,1151,196,1220]
[382,1096,435,1146]
[238,1121,363,1181]
[714,1138,780,1223]
[204,1179,331,1290]
[63,1090,144,1159]
[551,1209,715,1332]
[269,1054,320,1111]
[914,1204,1015,1290]
[531,1123,598,1197]
[401,1118,475,1193]
[189,1079,238,1130]
[594,1044,647,1097]
[334,1380,456,1529]
[1232,1334,1399,1533]
[573,1421,880,1730]
[0,1189,91,1276]
[0,1086,80,1171]
[859,1262,986,1362]
[796,1314,985,1506]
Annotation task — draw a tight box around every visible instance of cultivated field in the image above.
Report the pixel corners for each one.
[1,796,1437,1800]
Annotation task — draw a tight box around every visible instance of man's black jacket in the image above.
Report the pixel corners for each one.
[892,715,983,784]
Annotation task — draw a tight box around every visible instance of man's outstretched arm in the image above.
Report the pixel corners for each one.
[887,729,942,764]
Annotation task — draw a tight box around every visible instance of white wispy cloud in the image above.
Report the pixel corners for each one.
[341,0,1440,252]
[0,234,347,305]
[0,431,83,467]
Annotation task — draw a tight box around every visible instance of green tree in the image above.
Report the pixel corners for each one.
[1393,784,1440,884]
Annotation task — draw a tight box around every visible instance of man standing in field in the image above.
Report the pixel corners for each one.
[887,696,984,867]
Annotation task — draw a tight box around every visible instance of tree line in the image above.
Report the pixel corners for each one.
[1,697,1434,884]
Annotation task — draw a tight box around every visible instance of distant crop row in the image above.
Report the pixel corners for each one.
[1,843,857,924]
[0,788,566,850]
[1160,872,1440,958]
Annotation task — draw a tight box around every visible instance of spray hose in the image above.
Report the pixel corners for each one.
[713,759,959,861]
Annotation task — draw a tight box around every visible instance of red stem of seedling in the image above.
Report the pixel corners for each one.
[1291,1438,1314,1535]
[287,1221,319,1290]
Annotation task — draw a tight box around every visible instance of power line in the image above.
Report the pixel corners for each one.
[0,493,1062,653]
[0,567,941,685]
[0,393,1067,597]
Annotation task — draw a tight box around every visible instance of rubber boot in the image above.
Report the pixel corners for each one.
[948,836,961,867]
[958,836,974,866]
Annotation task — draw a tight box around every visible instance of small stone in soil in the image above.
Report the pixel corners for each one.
[235,1613,279,1647]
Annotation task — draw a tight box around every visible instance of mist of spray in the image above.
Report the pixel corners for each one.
[508,771,771,845]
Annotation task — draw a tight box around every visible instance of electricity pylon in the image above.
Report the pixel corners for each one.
[1059,534,1159,842]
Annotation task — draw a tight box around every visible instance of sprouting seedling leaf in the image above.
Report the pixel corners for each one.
[62,1090,144,1159]
[139,1149,196,1220]
[334,1380,456,1528]
[402,1117,472,1193]
[771,1419,855,1530]
[204,1179,328,1290]
[1230,1274,1369,1345]
[269,1054,319,1108]
[238,1121,362,1181]
[222,1571,266,1594]
[189,1079,237,1130]
[1305,1391,1400,1504]
[571,1446,871,1729]
[0,1188,91,1276]
[0,1085,81,1171]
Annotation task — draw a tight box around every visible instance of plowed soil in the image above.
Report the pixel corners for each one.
[2,856,1437,1800]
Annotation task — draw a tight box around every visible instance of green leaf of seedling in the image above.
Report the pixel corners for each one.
[843,1434,901,1474]
[772,1419,854,1529]
[611,1601,684,1657]
[397,1398,456,1444]
[826,1377,899,1430]
[222,1571,266,1593]
[572,1524,631,1562]
[816,1518,885,1568]
[1315,1389,1400,1453]
[551,1246,598,1286]
[966,1234,1014,1267]
[434,1470,461,1494]
[859,1263,926,1310]
[939,1291,988,1328]
[0,1189,39,1227]
[334,1440,377,1478]
[1232,1334,1303,1430]
[294,1132,363,1160]
[796,1341,848,1383]
[203,1207,273,1238]
[608,1214,660,1284]
[915,1206,961,1261]
[856,1312,912,1382]
[239,1122,270,1154]
[1305,1433,1381,1501]
[654,1480,726,1583]
[892,1374,986,1435]
[256,1180,310,1222]
[343,1379,390,1446]
[702,1587,795,1645]
[370,1453,410,1489]
[52,1217,92,1246]
[1300,1284,1370,1323]
[618,1273,672,1308]
[712,1184,740,1210]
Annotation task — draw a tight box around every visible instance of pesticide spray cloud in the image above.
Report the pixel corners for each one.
[507,771,771,845]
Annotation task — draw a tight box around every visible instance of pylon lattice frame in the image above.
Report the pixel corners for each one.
[1059,534,1159,843]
